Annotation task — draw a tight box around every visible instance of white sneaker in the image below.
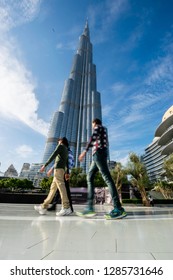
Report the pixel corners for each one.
[34,205,47,215]
[56,208,72,216]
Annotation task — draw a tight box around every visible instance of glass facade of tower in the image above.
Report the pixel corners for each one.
[42,22,102,172]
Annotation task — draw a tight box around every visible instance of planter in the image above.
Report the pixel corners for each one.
[0,188,88,204]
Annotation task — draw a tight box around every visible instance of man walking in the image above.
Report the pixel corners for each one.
[34,137,72,216]
[47,147,74,212]
[77,118,127,219]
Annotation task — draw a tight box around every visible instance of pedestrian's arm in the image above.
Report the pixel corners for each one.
[65,173,70,181]
[44,145,60,167]
[79,127,98,162]
[78,150,86,162]
[85,126,99,151]
[47,167,54,177]
[40,165,45,172]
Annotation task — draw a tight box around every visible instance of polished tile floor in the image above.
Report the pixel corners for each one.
[0,203,173,260]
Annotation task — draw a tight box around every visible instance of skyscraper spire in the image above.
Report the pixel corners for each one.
[83,19,90,38]
[42,22,102,172]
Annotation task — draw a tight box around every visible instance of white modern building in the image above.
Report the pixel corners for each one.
[143,106,173,181]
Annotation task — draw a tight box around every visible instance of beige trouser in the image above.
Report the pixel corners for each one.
[41,169,70,209]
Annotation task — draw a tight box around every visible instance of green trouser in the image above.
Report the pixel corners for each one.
[87,148,122,210]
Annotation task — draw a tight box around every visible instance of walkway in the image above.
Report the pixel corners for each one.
[0,203,173,260]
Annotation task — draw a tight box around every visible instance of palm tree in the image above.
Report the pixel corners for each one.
[152,155,173,198]
[153,180,173,199]
[163,154,173,181]
[126,153,150,206]
[111,162,127,203]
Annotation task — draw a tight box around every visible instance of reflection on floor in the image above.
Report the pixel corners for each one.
[0,203,173,260]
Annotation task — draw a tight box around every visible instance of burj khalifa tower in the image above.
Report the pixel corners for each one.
[42,21,102,172]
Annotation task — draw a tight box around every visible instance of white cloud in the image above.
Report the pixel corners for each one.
[109,149,129,166]
[0,40,49,135]
[120,27,144,52]
[56,40,76,51]
[146,55,173,85]
[105,0,129,23]
[122,111,144,125]
[111,82,127,93]
[88,0,129,43]
[15,145,34,158]
[0,0,41,32]
[55,23,82,52]
[56,42,63,49]
[130,92,160,112]
[102,104,113,117]
[104,31,173,130]
[0,0,49,136]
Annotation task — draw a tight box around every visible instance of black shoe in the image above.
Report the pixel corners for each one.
[47,204,56,211]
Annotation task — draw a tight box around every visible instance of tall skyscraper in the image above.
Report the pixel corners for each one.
[42,21,102,172]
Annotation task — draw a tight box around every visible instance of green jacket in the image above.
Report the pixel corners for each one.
[44,144,68,170]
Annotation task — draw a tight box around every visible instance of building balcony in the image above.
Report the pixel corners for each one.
[161,141,173,156]
[155,114,173,137]
[158,126,173,145]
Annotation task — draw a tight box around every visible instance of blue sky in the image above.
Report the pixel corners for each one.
[0,0,173,174]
